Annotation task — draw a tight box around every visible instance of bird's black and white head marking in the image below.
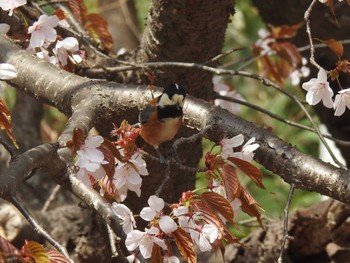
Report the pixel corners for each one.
[158,83,186,109]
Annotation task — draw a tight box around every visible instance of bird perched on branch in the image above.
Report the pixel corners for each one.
[139,83,186,163]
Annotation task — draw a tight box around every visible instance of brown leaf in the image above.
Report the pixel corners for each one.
[270,22,304,39]
[227,157,265,189]
[98,139,117,179]
[173,228,197,263]
[0,235,22,262]
[222,164,241,200]
[99,176,121,202]
[22,241,50,263]
[68,0,88,25]
[66,128,85,155]
[272,41,302,68]
[84,14,114,52]
[53,9,67,21]
[150,244,161,263]
[0,98,17,148]
[318,38,344,58]
[201,192,235,226]
[258,56,284,85]
[239,188,264,228]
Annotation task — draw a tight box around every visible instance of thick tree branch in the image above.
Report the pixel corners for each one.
[1,35,350,204]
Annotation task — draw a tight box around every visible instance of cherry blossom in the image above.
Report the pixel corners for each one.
[334,88,350,116]
[113,153,148,201]
[213,76,243,114]
[230,137,259,162]
[28,15,59,48]
[75,136,107,185]
[254,28,275,56]
[111,203,136,234]
[125,226,167,259]
[126,255,140,263]
[0,0,26,16]
[189,224,219,252]
[220,134,244,159]
[0,63,17,80]
[53,37,82,66]
[0,23,10,34]
[302,67,334,108]
[140,195,177,234]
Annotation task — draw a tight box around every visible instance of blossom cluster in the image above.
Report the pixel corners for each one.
[0,1,82,68]
[302,67,350,116]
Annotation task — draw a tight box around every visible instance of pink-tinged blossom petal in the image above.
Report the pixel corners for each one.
[230,137,259,162]
[0,0,26,16]
[221,134,244,159]
[159,216,177,234]
[0,63,17,80]
[28,15,59,48]
[0,23,10,34]
[140,207,157,221]
[190,224,218,252]
[173,206,188,217]
[334,88,350,116]
[111,203,136,234]
[148,195,164,211]
[126,255,140,263]
[302,68,334,108]
[125,227,167,259]
[53,37,81,66]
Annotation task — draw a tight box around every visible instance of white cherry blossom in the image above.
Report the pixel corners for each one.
[302,68,334,108]
[189,224,218,252]
[28,15,59,48]
[220,134,244,159]
[0,0,26,16]
[230,137,259,162]
[113,153,148,201]
[334,88,350,116]
[53,37,82,66]
[111,203,136,234]
[163,256,180,263]
[140,195,177,234]
[125,227,167,259]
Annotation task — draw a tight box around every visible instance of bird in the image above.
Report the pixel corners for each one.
[139,83,186,163]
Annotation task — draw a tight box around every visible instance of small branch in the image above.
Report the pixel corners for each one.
[10,196,74,262]
[0,131,18,156]
[107,224,119,258]
[304,0,321,69]
[277,184,295,263]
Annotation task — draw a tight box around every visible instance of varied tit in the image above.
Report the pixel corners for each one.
[139,83,186,163]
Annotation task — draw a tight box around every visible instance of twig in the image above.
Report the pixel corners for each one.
[10,195,74,262]
[41,185,62,213]
[0,132,18,156]
[215,93,350,146]
[173,125,212,150]
[304,0,321,69]
[155,162,171,196]
[205,47,245,64]
[107,224,119,258]
[277,184,295,263]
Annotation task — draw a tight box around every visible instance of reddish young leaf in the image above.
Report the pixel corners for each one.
[227,157,265,189]
[173,228,196,263]
[150,244,161,263]
[84,14,114,52]
[99,175,121,202]
[272,41,302,68]
[222,164,241,200]
[47,250,71,263]
[201,192,235,226]
[68,0,88,25]
[66,128,85,155]
[318,38,344,58]
[239,188,264,228]
[270,23,304,39]
[53,9,67,21]
[258,55,284,85]
[0,235,22,261]
[98,139,117,179]
[22,241,50,263]
[336,59,350,74]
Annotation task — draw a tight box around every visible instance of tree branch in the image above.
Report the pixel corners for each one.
[1,34,350,204]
